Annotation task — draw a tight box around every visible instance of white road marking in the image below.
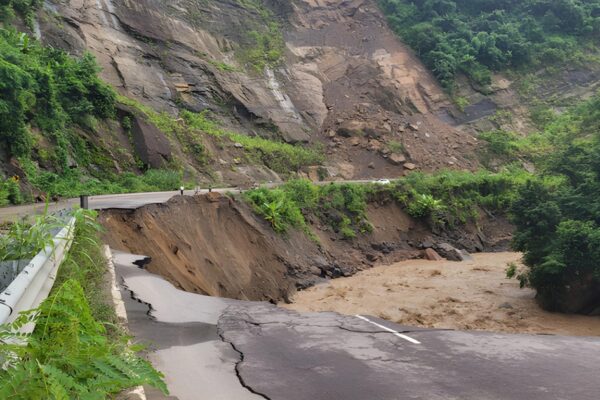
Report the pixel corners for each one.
[355,315,421,344]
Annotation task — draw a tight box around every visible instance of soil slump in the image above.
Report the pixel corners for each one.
[100,193,319,302]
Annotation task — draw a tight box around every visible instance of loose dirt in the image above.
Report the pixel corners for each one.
[285,252,600,336]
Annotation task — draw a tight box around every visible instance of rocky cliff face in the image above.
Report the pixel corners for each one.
[35,0,480,180]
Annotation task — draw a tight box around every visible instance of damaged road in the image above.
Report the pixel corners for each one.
[113,252,600,400]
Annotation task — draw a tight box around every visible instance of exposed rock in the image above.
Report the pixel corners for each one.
[233,142,244,149]
[350,137,361,146]
[434,243,471,262]
[404,163,417,170]
[117,105,171,169]
[389,153,406,165]
[424,248,443,261]
[337,120,366,137]
[368,139,383,152]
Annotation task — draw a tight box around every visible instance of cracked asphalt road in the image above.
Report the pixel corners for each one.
[113,251,600,400]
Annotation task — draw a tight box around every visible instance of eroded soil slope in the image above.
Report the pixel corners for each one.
[100,193,319,301]
[100,193,513,303]
[286,253,600,336]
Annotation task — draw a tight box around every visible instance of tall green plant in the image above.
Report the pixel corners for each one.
[0,207,59,262]
[0,280,168,399]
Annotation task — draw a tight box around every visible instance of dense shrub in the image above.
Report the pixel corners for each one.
[510,95,600,312]
[0,28,115,160]
[378,0,600,89]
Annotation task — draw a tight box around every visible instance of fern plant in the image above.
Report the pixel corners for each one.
[0,279,168,399]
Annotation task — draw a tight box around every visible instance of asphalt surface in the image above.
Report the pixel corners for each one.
[0,180,375,221]
[113,252,600,400]
[0,188,235,222]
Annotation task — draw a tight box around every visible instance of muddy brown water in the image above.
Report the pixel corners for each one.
[285,252,600,336]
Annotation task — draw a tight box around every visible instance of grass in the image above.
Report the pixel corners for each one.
[181,110,323,175]
[19,157,185,198]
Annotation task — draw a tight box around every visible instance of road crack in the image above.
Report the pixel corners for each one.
[217,316,272,399]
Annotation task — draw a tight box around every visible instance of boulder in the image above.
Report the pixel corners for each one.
[117,105,172,169]
[389,153,406,165]
[424,248,443,261]
[404,163,417,170]
[434,243,471,262]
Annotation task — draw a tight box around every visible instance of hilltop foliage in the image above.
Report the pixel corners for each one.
[379,0,600,89]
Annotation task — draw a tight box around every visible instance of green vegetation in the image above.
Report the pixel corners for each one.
[394,169,530,226]
[245,180,372,239]
[235,0,284,71]
[207,59,239,72]
[245,170,528,239]
[0,208,58,262]
[0,28,115,161]
[507,95,600,312]
[0,210,168,398]
[181,110,323,175]
[378,0,600,89]
[0,177,23,206]
[20,158,184,198]
[0,0,41,28]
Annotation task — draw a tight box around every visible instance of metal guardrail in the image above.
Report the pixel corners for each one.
[0,217,76,329]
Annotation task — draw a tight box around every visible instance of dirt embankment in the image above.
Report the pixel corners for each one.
[101,193,316,302]
[285,253,600,336]
[100,193,512,303]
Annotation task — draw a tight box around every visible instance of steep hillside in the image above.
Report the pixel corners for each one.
[378,0,600,137]
[18,0,479,184]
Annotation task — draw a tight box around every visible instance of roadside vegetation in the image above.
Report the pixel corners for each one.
[378,0,600,90]
[245,169,530,240]
[0,209,168,398]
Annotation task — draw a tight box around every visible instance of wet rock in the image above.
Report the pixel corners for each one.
[434,243,467,262]
[424,248,443,261]
[419,240,434,249]
[371,242,393,254]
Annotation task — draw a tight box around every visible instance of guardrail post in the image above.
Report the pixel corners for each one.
[80,195,89,209]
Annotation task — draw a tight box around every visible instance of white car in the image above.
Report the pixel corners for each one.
[375,179,391,185]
